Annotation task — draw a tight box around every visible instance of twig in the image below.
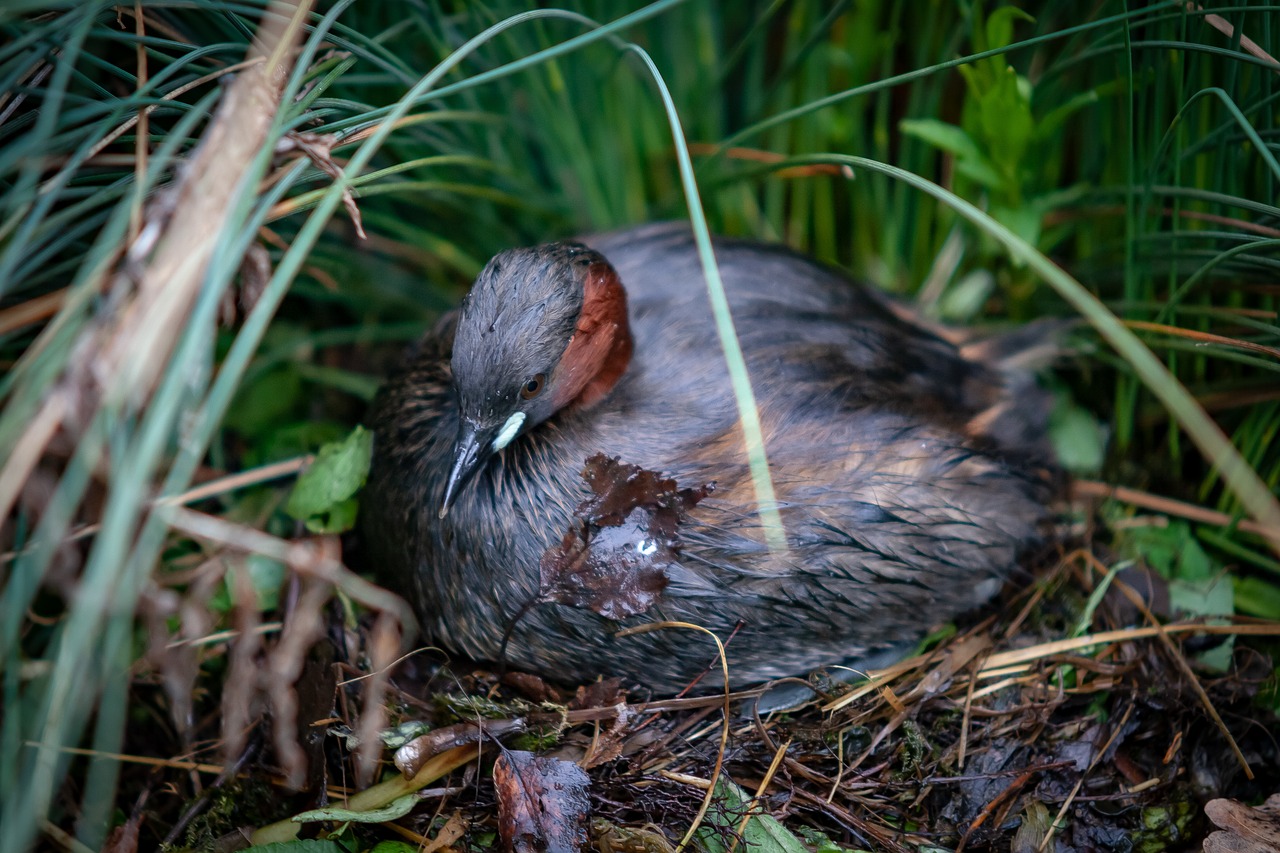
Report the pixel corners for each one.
[159,505,415,631]
[1071,480,1278,539]
[156,455,313,505]
[825,621,1280,712]
[0,288,67,336]
[1038,704,1136,852]
[1192,2,1280,68]
[617,621,731,852]
[730,737,791,853]
[1124,319,1280,360]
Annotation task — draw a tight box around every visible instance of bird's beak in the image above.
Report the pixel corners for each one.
[439,419,489,519]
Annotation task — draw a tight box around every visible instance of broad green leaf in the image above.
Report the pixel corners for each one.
[1119,521,1222,584]
[900,118,1004,190]
[696,779,810,853]
[899,118,983,161]
[1119,522,1185,577]
[210,554,287,613]
[1049,399,1105,475]
[305,496,359,534]
[990,203,1043,256]
[1235,576,1280,620]
[285,425,374,532]
[954,156,1008,192]
[977,68,1033,183]
[1169,574,1232,619]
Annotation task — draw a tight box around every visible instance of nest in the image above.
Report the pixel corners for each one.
[96,533,1279,853]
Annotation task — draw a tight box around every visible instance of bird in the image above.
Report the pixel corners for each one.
[360,223,1058,694]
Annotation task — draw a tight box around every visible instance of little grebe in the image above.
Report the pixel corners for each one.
[362,224,1056,693]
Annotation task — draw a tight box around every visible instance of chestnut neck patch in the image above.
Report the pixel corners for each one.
[551,260,633,411]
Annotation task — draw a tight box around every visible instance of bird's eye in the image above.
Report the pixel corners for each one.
[520,373,546,400]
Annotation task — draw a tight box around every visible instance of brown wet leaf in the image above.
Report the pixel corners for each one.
[422,811,469,853]
[494,750,591,853]
[504,671,565,703]
[539,454,712,620]
[1205,793,1280,853]
[569,678,625,711]
[101,790,148,853]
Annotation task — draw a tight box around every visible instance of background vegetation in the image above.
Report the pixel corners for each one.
[1,0,1278,850]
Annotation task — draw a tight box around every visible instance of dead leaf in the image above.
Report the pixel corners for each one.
[421,811,469,853]
[504,671,565,703]
[1205,794,1280,853]
[494,750,591,853]
[539,454,711,620]
[277,130,365,238]
[569,678,625,711]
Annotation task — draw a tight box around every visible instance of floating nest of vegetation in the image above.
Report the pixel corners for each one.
[96,513,1275,853]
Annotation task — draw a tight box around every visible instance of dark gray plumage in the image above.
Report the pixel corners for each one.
[361,224,1057,693]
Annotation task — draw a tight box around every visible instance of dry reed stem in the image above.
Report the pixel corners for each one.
[1,456,314,564]
[160,505,414,628]
[1124,319,1280,360]
[1,1,310,550]
[0,389,66,524]
[1194,3,1280,67]
[616,621,731,853]
[824,621,1280,712]
[728,737,791,853]
[98,2,310,404]
[0,287,66,335]
[157,455,312,505]
[1071,479,1279,539]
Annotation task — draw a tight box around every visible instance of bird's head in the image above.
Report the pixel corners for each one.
[440,241,633,516]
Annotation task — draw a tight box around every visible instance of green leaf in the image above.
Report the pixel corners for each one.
[1235,576,1280,620]
[985,6,1035,52]
[225,368,303,437]
[1169,574,1232,619]
[382,720,431,749]
[977,67,1034,186]
[696,779,810,853]
[245,554,287,610]
[1048,396,1106,475]
[899,118,983,161]
[953,156,1008,192]
[1038,88,1102,140]
[304,496,359,534]
[990,203,1043,257]
[368,842,421,853]
[292,793,417,824]
[246,840,346,853]
[1119,520,1222,583]
[285,425,374,532]
[938,270,995,323]
[210,554,287,613]
[900,118,1004,190]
